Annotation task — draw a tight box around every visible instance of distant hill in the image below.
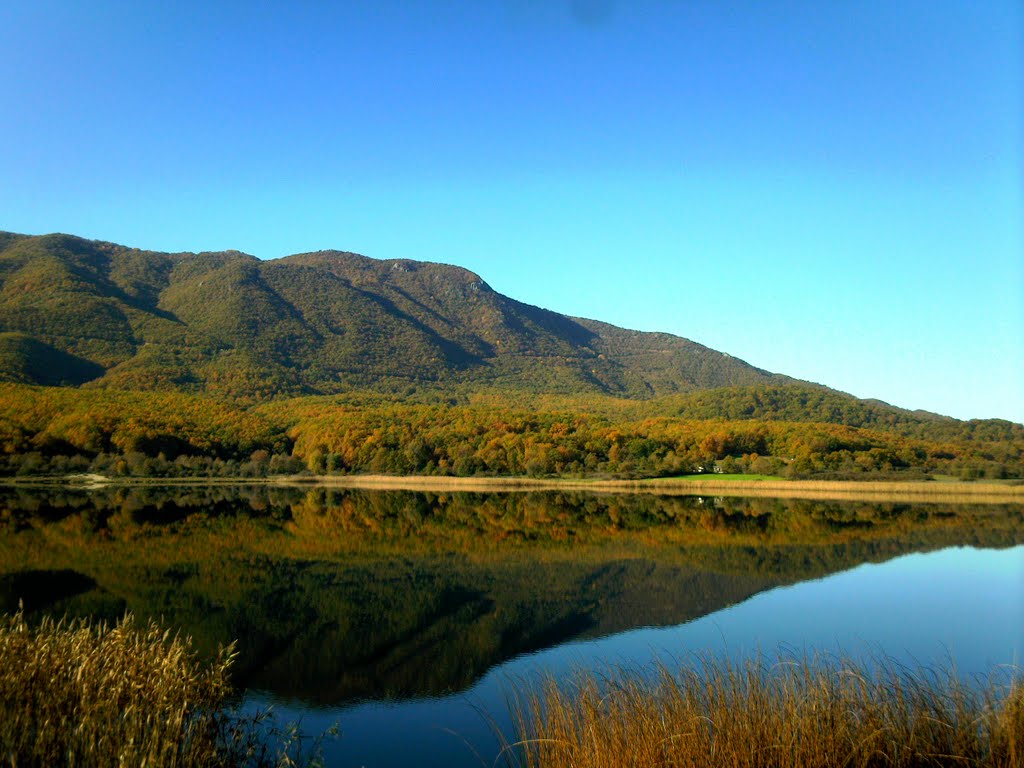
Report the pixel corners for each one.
[0,231,1021,479]
[0,231,783,399]
[1,231,1020,448]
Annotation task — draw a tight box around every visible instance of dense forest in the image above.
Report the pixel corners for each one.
[0,383,1020,479]
[0,231,1021,481]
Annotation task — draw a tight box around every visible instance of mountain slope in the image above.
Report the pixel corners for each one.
[0,232,782,398]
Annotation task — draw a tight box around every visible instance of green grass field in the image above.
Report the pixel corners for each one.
[675,473,785,482]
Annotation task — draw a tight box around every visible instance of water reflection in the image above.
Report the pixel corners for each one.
[0,485,1021,708]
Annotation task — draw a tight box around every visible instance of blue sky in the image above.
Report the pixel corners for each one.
[1,0,1020,421]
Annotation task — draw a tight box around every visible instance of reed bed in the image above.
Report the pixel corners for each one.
[0,610,322,768]
[506,654,1023,768]
[280,475,1024,504]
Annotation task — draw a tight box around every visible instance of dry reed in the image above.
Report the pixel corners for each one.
[0,610,326,768]
[505,654,1023,768]
[281,475,1024,504]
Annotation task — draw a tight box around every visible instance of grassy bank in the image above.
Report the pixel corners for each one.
[275,474,1024,503]
[508,655,1024,768]
[0,611,327,768]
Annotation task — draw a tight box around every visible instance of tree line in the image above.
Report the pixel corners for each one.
[0,384,1019,480]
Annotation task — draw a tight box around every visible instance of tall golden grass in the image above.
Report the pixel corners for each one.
[506,654,1023,768]
[277,475,1024,504]
[0,610,328,768]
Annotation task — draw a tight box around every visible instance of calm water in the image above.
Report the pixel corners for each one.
[1,485,1021,767]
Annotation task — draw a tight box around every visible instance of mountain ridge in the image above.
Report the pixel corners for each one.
[0,230,784,400]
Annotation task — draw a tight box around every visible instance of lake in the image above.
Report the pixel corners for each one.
[1,485,1021,767]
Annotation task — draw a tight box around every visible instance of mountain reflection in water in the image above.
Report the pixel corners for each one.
[1,485,1021,706]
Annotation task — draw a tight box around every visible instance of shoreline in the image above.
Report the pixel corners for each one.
[2,473,1022,503]
[275,474,1024,502]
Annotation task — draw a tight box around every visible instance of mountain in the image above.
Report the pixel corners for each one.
[0,231,1020,480]
[0,231,783,399]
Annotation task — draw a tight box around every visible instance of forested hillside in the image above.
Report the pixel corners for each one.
[0,231,1020,480]
[0,384,1020,479]
[0,232,779,398]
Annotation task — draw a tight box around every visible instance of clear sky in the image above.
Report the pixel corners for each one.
[1,0,1020,422]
